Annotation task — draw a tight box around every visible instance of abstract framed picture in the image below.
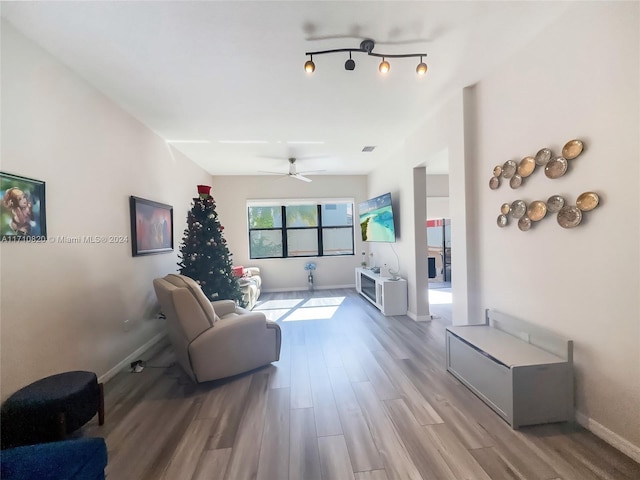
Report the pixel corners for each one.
[129,196,173,256]
[0,172,47,241]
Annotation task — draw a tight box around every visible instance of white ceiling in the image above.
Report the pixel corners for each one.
[1,1,569,177]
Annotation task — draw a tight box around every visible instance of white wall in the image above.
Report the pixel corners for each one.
[427,174,450,219]
[467,3,639,458]
[210,175,368,291]
[369,92,469,322]
[0,22,213,398]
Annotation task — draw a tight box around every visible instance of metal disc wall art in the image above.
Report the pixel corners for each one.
[576,191,599,211]
[510,200,527,219]
[518,156,536,177]
[518,216,532,231]
[562,139,584,160]
[544,156,568,179]
[492,139,599,231]
[502,160,517,179]
[489,139,586,191]
[535,148,552,166]
[546,195,565,213]
[557,205,583,228]
[510,174,523,189]
[527,201,547,221]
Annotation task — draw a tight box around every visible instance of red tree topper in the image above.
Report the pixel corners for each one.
[197,185,211,198]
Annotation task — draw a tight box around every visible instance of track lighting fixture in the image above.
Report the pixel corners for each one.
[416,56,428,75]
[304,55,315,73]
[305,39,427,76]
[345,52,355,71]
[379,58,390,74]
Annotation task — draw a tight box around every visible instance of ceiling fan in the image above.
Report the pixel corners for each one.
[259,157,325,183]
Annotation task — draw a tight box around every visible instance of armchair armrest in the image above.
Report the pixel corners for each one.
[244,267,260,277]
[188,311,278,381]
[210,300,237,317]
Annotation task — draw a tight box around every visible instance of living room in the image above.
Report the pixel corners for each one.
[1,1,638,476]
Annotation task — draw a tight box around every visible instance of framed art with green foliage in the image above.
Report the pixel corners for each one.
[0,172,47,241]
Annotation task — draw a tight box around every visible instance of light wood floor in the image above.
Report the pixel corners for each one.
[84,288,640,479]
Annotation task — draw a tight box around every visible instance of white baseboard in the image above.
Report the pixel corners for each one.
[575,411,640,463]
[98,332,167,385]
[407,311,433,322]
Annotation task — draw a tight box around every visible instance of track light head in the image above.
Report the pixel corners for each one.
[379,58,390,74]
[416,57,428,76]
[345,52,355,71]
[304,56,315,74]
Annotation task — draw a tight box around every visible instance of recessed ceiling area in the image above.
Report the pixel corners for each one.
[1,1,570,177]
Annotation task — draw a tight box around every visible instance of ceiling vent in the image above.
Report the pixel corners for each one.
[362,146,376,152]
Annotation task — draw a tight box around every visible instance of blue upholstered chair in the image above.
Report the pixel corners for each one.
[0,437,108,480]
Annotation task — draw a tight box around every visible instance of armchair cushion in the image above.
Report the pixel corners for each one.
[164,274,219,325]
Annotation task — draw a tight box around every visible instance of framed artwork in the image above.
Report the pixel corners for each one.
[0,172,47,241]
[129,196,173,256]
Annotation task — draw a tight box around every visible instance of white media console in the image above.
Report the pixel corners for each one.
[355,267,408,316]
[446,309,574,429]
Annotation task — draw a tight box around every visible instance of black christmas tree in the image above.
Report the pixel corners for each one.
[178,185,244,306]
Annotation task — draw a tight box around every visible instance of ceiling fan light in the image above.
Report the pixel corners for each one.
[416,61,428,76]
[379,58,390,74]
[304,58,315,73]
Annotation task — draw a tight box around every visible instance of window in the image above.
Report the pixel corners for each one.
[248,200,354,259]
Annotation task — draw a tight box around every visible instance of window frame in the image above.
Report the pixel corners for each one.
[248,199,354,259]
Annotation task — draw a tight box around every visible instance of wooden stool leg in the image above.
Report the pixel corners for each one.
[98,382,105,425]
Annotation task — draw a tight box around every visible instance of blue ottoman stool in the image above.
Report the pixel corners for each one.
[0,437,108,480]
[1,371,104,449]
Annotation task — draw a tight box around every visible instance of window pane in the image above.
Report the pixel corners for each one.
[249,230,283,258]
[248,206,282,228]
[285,205,317,227]
[321,203,353,226]
[287,229,318,256]
[322,228,354,255]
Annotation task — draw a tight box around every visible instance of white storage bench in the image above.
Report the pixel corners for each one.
[446,309,574,429]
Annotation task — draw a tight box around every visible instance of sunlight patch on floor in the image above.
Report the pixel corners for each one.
[254,296,346,322]
[259,309,294,322]
[300,296,345,307]
[429,289,452,305]
[283,306,340,322]
[254,299,305,310]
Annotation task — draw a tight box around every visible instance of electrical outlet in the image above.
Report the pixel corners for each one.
[123,319,130,332]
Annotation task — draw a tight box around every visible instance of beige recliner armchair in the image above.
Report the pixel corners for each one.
[153,273,281,383]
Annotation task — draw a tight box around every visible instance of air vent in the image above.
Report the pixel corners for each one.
[362,146,376,152]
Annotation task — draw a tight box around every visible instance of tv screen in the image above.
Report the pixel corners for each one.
[359,192,396,242]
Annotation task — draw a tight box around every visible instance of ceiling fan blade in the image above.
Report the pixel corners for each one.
[293,174,312,183]
[258,170,286,175]
[298,169,326,174]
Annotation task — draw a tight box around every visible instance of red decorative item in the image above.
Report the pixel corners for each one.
[232,266,244,277]
[197,185,211,199]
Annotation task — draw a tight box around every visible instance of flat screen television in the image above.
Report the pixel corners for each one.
[358,192,396,242]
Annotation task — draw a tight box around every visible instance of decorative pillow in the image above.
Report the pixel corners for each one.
[232,266,244,278]
[164,274,219,325]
